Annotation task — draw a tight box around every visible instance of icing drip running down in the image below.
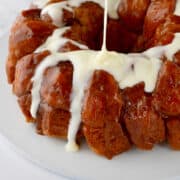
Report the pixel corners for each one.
[31,0,180,152]
[35,27,88,53]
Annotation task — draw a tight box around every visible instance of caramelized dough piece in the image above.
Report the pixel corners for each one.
[40,62,73,111]
[14,45,76,108]
[37,103,83,139]
[13,51,50,97]
[82,70,130,159]
[118,0,150,33]
[143,0,176,43]
[145,15,180,48]
[6,9,55,83]
[39,41,82,110]
[123,83,165,150]
[153,61,180,116]
[41,3,73,26]
[37,103,70,138]
[63,2,103,50]
[31,0,64,8]
[17,87,72,138]
[58,41,82,52]
[14,38,82,135]
[61,9,74,26]
[167,118,180,150]
[106,19,138,53]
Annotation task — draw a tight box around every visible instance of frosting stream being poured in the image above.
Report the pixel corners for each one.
[31,0,180,152]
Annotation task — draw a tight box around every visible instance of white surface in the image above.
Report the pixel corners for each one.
[0,0,180,180]
[0,136,66,180]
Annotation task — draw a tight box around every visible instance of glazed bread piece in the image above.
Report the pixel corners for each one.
[123,83,165,150]
[153,61,180,117]
[82,70,131,159]
[134,0,178,51]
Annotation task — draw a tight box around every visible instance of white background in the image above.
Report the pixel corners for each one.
[0,0,66,179]
[0,136,66,180]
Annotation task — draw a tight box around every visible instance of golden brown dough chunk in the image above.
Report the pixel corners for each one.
[41,1,74,26]
[145,15,180,48]
[40,62,73,111]
[143,0,176,44]
[82,70,130,159]
[153,61,180,116]
[13,51,50,97]
[18,94,33,122]
[37,103,70,138]
[174,51,180,66]
[6,0,180,158]
[59,42,82,52]
[123,83,165,150]
[118,0,150,33]
[37,102,83,139]
[6,9,55,83]
[167,118,180,150]
[106,19,138,53]
[63,2,103,50]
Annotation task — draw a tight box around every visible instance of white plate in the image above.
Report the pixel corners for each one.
[1,4,180,180]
